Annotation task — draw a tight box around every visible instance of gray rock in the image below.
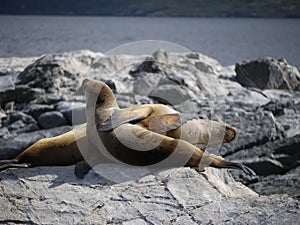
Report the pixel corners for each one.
[195,61,215,73]
[24,104,54,120]
[134,95,154,105]
[9,111,36,124]
[38,111,68,129]
[133,77,153,95]
[149,84,189,105]
[56,101,86,125]
[0,75,15,92]
[34,94,65,104]
[63,94,86,103]
[220,109,284,157]
[15,123,40,134]
[40,125,72,138]
[56,101,77,113]
[0,108,7,125]
[260,90,300,138]
[174,99,200,118]
[18,55,77,93]
[157,74,186,87]
[17,50,101,94]
[130,59,161,75]
[0,125,71,160]
[8,119,27,131]
[196,72,230,98]
[236,57,300,91]
[228,134,300,175]
[248,166,300,200]
[4,101,15,112]
[0,127,9,138]
[0,132,44,160]
[0,84,45,106]
[122,219,149,225]
[277,108,300,138]
[185,52,200,60]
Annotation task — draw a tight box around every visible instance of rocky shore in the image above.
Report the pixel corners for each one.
[0,50,299,224]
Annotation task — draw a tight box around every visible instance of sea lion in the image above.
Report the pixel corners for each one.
[82,78,254,175]
[0,79,254,177]
[0,124,86,171]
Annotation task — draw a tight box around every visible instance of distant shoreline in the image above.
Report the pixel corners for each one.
[1,14,300,19]
[2,0,299,18]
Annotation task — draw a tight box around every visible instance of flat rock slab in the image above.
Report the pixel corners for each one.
[0,167,299,224]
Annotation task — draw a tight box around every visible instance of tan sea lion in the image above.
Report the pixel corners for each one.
[0,79,254,177]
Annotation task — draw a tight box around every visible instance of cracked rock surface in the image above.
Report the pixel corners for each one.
[0,50,299,224]
[1,167,298,224]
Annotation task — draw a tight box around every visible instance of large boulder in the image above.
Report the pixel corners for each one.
[38,111,68,129]
[17,50,103,94]
[235,57,300,91]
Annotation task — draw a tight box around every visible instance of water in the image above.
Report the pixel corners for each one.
[0,15,299,67]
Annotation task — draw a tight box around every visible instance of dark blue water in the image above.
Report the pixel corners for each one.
[0,15,299,67]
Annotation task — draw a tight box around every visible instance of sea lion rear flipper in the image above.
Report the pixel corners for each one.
[209,156,256,176]
[0,159,30,171]
[99,106,153,131]
[239,164,256,176]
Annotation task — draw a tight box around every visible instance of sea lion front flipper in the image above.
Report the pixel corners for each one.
[99,106,153,131]
[139,114,181,134]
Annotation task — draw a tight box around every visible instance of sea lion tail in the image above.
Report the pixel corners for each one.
[210,157,256,176]
[0,159,30,172]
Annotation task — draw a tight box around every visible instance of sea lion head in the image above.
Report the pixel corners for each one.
[223,125,237,143]
[82,79,118,125]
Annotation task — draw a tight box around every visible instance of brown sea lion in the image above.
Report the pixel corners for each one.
[0,124,85,171]
[82,79,254,175]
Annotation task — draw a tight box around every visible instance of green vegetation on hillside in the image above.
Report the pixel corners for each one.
[1,0,299,17]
